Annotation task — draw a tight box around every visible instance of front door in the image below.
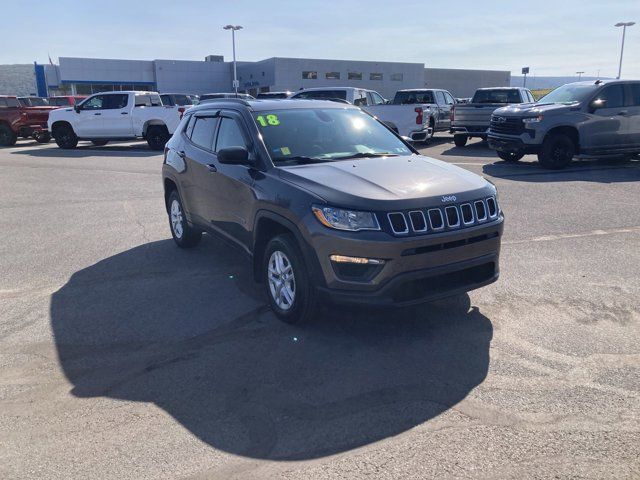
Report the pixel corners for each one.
[99,93,133,137]
[74,94,105,137]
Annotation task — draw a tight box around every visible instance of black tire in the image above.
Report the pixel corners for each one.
[263,234,318,325]
[497,151,524,162]
[53,124,78,149]
[426,118,436,142]
[167,190,201,248]
[91,140,109,146]
[538,133,575,169]
[146,125,170,151]
[454,135,468,147]
[34,132,51,143]
[0,124,18,146]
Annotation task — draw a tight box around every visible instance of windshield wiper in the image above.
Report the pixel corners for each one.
[332,152,399,160]
[275,156,330,165]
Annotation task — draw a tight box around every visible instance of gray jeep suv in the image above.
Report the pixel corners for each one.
[488,80,640,168]
[162,98,503,324]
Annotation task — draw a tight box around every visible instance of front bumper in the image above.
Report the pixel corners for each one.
[307,217,503,306]
[488,134,540,154]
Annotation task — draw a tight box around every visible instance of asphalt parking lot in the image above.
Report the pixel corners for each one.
[1,136,639,479]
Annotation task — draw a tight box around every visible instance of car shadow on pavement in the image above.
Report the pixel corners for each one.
[10,142,159,158]
[482,157,640,183]
[439,140,498,158]
[50,237,492,460]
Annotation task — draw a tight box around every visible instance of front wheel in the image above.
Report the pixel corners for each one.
[263,234,318,325]
[53,124,78,149]
[538,134,575,169]
[167,190,201,248]
[147,125,170,151]
[497,151,524,162]
[34,132,51,143]
[454,135,468,147]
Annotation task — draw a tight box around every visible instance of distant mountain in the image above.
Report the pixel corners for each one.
[0,64,36,96]
[510,75,611,90]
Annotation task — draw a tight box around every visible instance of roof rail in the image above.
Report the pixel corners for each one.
[198,98,251,106]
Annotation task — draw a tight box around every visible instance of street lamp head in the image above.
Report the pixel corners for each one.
[615,22,635,27]
[223,25,243,30]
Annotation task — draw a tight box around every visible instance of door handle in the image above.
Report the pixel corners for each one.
[207,164,217,173]
[121,112,128,115]
[177,151,186,159]
[617,110,628,116]
[94,112,101,116]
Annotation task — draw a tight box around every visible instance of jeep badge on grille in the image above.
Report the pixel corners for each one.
[441,195,457,203]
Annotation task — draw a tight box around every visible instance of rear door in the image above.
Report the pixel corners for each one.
[99,93,133,137]
[582,84,630,152]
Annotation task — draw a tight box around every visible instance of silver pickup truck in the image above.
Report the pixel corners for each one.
[451,87,534,147]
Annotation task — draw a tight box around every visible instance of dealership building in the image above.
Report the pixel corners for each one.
[35,55,510,99]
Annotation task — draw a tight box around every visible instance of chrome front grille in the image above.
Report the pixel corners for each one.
[386,196,499,236]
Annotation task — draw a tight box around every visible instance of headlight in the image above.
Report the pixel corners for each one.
[312,206,380,231]
[522,115,543,124]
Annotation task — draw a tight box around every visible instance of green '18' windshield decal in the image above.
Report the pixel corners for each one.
[255,114,280,127]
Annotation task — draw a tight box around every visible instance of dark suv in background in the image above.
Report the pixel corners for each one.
[162,99,504,324]
[488,80,640,168]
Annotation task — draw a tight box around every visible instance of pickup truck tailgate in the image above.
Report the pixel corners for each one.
[23,107,55,126]
[452,104,504,128]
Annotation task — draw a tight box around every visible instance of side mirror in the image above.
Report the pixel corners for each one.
[217,146,251,165]
[589,98,606,112]
[74,105,81,113]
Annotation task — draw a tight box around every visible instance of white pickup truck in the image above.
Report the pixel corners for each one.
[48,91,182,150]
[290,87,443,143]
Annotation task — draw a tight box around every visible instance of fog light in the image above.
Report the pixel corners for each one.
[329,255,385,265]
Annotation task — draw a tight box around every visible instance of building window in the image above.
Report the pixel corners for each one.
[325,72,340,80]
[302,71,317,80]
[391,73,403,81]
[348,72,362,80]
[370,73,383,81]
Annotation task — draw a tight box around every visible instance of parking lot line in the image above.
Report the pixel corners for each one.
[503,225,640,245]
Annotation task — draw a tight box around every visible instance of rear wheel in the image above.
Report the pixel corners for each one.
[263,234,318,325]
[167,190,201,248]
[91,140,109,146]
[53,124,78,149]
[497,151,524,162]
[0,124,18,146]
[454,135,468,147]
[538,133,575,169]
[147,125,170,151]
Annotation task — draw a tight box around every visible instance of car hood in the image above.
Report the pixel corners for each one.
[493,102,576,116]
[278,155,492,210]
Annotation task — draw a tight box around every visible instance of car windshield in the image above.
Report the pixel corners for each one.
[393,91,435,104]
[472,89,521,103]
[538,83,599,104]
[254,108,412,165]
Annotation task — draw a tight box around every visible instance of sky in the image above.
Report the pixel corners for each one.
[2,0,639,79]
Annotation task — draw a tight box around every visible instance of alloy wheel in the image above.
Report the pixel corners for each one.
[170,199,183,239]
[268,250,296,310]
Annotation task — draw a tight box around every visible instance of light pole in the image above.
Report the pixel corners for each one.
[223,24,243,96]
[615,22,635,79]
[576,71,585,81]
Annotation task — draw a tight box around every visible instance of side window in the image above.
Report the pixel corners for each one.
[104,94,128,109]
[435,91,447,105]
[135,95,152,107]
[371,92,386,105]
[160,95,172,106]
[189,116,218,150]
[354,90,368,106]
[628,83,640,106]
[149,94,162,106]
[215,117,248,152]
[0,98,7,107]
[444,92,455,105]
[594,85,625,109]
[82,95,106,110]
[183,115,197,138]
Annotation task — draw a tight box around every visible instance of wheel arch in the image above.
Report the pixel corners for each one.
[163,177,178,213]
[252,211,324,286]
[544,125,580,151]
[50,120,73,136]
[143,120,168,137]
